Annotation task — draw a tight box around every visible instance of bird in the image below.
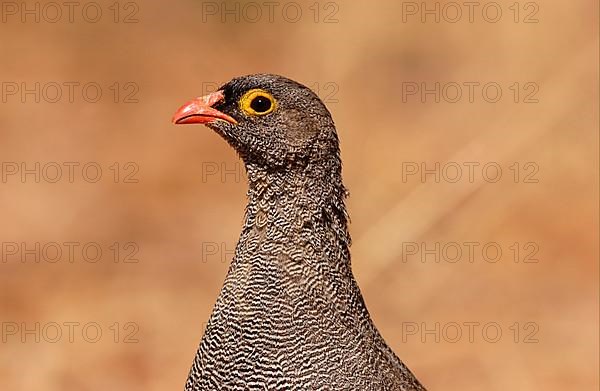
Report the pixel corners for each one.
[172,74,426,391]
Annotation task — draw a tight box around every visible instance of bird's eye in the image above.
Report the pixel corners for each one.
[250,96,271,113]
[239,89,276,116]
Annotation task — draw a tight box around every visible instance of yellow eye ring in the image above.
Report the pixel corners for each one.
[239,89,277,116]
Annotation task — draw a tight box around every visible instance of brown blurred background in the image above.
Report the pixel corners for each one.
[0,1,598,390]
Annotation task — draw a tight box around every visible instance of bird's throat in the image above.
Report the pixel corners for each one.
[230,161,353,286]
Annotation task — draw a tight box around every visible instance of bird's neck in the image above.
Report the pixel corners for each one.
[236,159,352,272]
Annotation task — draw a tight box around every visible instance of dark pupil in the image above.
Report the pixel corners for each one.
[250,96,272,113]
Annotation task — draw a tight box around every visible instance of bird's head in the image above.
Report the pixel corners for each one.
[172,74,339,169]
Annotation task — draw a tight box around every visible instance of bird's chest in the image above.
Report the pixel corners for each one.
[201,275,361,385]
